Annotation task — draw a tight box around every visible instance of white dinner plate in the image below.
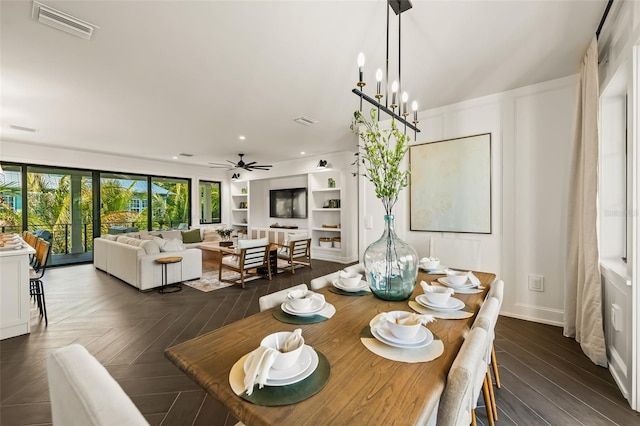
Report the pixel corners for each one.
[437,277,474,289]
[281,298,326,316]
[416,294,465,311]
[333,278,368,292]
[265,346,319,386]
[371,325,433,349]
[0,244,21,251]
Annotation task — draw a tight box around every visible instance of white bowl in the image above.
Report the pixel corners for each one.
[446,271,469,286]
[385,311,422,340]
[423,286,454,306]
[260,331,305,370]
[287,289,314,311]
[420,257,440,269]
[339,271,362,288]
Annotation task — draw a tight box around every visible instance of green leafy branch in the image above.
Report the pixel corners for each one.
[351,109,410,215]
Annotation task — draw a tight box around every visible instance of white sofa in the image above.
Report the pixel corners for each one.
[47,344,149,426]
[93,234,202,291]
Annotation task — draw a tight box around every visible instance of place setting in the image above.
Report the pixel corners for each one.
[0,234,24,251]
[329,270,371,296]
[435,269,485,294]
[408,281,474,320]
[418,257,448,274]
[360,311,444,363]
[273,289,336,324]
[229,329,331,406]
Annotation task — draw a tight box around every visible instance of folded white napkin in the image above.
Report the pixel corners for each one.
[283,328,304,352]
[376,312,435,328]
[468,272,481,287]
[420,280,454,295]
[243,346,278,396]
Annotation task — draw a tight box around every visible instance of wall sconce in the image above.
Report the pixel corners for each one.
[317,160,328,169]
[231,173,240,180]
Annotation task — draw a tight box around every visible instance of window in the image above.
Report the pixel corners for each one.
[151,177,190,230]
[199,180,221,224]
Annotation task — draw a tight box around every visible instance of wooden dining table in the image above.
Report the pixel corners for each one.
[165,270,496,425]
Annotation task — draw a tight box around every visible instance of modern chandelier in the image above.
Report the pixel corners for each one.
[352,0,420,139]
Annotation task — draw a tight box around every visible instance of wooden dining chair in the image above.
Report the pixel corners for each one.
[218,238,271,288]
[437,327,493,426]
[429,237,481,271]
[259,284,308,312]
[472,296,501,422]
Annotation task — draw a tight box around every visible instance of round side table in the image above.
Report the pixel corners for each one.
[156,256,183,294]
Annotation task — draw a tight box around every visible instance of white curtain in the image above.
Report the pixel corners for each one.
[564,37,607,367]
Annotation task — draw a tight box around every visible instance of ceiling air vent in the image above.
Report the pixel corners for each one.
[294,116,319,126]
[10,125,39,133]
[179,153,194,157]
[32,1,99,40]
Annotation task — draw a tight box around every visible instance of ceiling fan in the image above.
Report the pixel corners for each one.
[209,153,273,171]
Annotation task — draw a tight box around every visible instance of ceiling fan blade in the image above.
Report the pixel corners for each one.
[245,161,257,166]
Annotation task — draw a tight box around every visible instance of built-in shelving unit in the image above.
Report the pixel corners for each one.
[308,171,347,261]
[230,181,249,238]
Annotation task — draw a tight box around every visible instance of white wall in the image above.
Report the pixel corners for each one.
[0,140,229,227]
[360,75,580,326]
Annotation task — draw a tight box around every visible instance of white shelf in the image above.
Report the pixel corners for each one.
[311,188,341,192]
[232,223,248,227]
[312,227,341,232]
[232,208,248,211]
[314,246,341,252]
[312,208,341,212]
[232,193,248,197]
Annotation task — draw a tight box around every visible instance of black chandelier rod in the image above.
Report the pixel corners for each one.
[353,88,420,133]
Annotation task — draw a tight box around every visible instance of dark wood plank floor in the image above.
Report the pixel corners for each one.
[1,262,638,425]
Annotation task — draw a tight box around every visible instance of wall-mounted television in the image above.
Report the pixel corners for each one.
[269,188,307,219]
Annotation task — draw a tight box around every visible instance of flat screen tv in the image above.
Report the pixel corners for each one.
[269,188,307,219]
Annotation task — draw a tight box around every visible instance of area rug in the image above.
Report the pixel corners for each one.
[183,270,260,292]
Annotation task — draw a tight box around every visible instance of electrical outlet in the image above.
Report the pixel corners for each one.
[528,274,544,292]
[364,216,373,229]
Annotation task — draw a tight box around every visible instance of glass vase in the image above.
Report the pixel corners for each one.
[363,215,419,301]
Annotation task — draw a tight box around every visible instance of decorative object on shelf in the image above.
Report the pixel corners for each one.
[323,199,340,209]
[215,226,234,242]
[319,237,332,248]
[332,237,341,248]
[353,107,418,301]
[239,201,247,209]
[241,187,247,194]
[269,223,299,229]
[352,0,421,140]
[328,177,336,188]
[321,224,339,229]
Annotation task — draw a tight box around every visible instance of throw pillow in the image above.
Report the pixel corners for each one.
[181,228,202,244]
[160,238,183,252]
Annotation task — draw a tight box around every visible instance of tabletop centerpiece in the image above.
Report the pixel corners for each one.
[352,108,419,301]
[215,226,234,247]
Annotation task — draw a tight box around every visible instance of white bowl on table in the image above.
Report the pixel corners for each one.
[385,311,422,340]
[423,286,454,306]
[339,271,363,288]
[287,289,314,311]
[420,257,440,270]
[446,271,469,286]
[260,331,305,370]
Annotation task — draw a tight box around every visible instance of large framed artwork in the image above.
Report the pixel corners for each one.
[409,133,491,234]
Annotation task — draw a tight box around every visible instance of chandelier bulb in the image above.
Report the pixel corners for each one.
[357,52,365,85]
[375,68,383,82]
[391,80,398,93]
[411,100,418,111]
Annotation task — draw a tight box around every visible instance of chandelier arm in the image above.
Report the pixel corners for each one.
[385,2,390,108]
[352,88,420,133]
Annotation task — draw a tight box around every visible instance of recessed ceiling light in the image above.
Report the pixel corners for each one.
[300,152,306,155]
[172,156,178,160]
[239,135,246,140]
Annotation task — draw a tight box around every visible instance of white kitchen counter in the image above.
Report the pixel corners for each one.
[1,239,36,340]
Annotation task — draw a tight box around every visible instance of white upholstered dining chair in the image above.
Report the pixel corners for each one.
[437,327,494,426]
[429,237,481,271]
[309,271,341,290]
[472,296,501,422]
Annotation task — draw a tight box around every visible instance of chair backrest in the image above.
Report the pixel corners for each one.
[437,327,489,426]
[344,263,365,275]
[309,271,341,290]
[33,239,51,275]
[289,238,311,258]
[472,297,500,333]
[47,344,149,426]
[237,237,269,270]
[259,284,308,311]
[429,237,481,271]
[487,279,504,307]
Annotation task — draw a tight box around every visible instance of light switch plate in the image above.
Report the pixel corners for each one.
[528,274,544,292]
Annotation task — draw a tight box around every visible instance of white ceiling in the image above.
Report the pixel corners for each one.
[0,0,607,169]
